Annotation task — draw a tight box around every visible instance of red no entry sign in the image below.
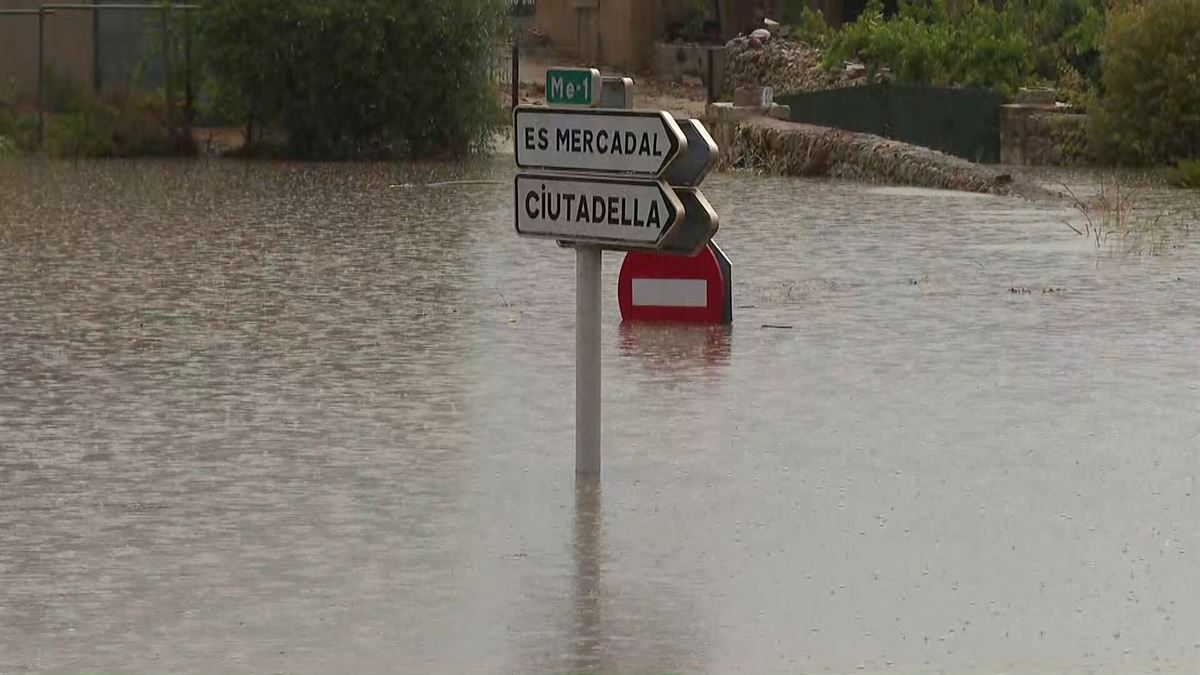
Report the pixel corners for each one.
[618,242,732,324]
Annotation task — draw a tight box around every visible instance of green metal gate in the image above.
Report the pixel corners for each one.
[777,83,1005,163]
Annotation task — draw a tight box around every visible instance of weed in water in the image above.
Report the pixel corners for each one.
[1061,178,1191,256]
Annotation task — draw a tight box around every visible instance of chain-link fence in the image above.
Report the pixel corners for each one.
[0,2,197,144]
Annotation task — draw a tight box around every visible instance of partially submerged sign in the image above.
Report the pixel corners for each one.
[618,242,733,324]
[508,69,730,478]
[514,106,686,176]
[515,173,682,249]
[546,68,600,107]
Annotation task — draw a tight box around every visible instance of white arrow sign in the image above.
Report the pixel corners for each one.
[515,173,683,248]
[514,106,687,176]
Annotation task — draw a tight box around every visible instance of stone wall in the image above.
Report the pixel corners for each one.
[1000,105,1089,166]
[706,110,1026,196]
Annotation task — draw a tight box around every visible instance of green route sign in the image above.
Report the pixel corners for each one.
[546,68,601,107]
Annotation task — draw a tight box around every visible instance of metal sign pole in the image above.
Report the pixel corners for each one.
[572,75,638,478]
[575,244,601,477]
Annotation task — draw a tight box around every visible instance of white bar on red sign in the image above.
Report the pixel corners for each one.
[632,279,708,307]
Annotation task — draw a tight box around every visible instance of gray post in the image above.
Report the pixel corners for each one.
[573,74,635,479]
[37,7,45,146]
[575,245,602,477]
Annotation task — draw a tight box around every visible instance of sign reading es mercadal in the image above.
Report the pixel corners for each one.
[514,106,686,176]
[546,68,600,107]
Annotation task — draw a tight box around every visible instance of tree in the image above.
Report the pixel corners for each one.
[1091,0,1200,164]
[199,0,508,159]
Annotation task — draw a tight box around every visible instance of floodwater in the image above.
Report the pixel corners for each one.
[0,159,1196,674]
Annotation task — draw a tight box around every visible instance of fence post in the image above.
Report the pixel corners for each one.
[511,42,519,111]
[163,2,173,148]
[37,7,45,147]
[92,0,101,94]
[183,7,193,145]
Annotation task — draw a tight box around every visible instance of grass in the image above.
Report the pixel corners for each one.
[1168,160,1200,189]
[1061,178,1195,256]
[0,135,18,158]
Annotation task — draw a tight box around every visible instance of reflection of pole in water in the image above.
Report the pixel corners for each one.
[572,479,603,672]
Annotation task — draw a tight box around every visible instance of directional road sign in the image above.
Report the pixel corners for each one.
[664,119,719,188]
[515,173,683,249]
[546,68,601,107]
[514,106,686,176]
[656,188,719,256]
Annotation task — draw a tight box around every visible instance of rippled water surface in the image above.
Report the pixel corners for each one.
[1,159,1197,673]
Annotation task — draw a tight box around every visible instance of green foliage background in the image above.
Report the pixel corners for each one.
[776,0,1104,101]
[198,0,508,159]
[777,0,1197,166]
[1090,0,1200,165]
[816,0,1033,98]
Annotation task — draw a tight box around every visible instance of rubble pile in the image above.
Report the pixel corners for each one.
[724,34,867,96]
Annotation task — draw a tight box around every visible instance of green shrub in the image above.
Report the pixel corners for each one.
[198,0,508,160]
[37,75,171,158]
[1168,160,1200,189]
[947,3,1031,95]
[1090,0,1200,165]
[0,136,18,159]
[780,1,834,48]
[680,0,707,42]
[45,106,117,159]
[1004,0,1104,83]
[0,106,19,158]
[107,88,172,156]
[1054,61,1095,112]
[43,66,92,114]
[822,0,1031,97]
[12,115,40,152]
[0,106,15,137]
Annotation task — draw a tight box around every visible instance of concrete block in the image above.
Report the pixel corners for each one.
[1017,87,1057,106]
[768,103,791,121]
[1001,104,1089,166]
[706,102,760,123]
[733,86,773,109]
